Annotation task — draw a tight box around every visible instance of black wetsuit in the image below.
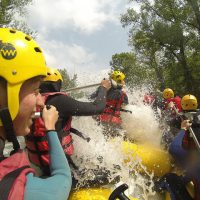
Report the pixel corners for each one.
[91,87,128,105]
[46,86,107,127]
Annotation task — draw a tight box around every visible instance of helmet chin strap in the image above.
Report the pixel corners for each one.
[0,107,20,154]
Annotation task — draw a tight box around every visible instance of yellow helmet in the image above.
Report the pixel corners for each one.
[0,28,47,123]
[43,67,63,82]
[163,88,174,99]
[181,94,198,111]
[111,71,125,84]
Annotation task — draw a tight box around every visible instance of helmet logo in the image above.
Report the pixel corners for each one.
[0,40,17,60]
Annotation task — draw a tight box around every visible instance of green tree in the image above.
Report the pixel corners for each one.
[58,68,84,98]
[110,52,155,88]
[121,0,200,99]
[0,0,34,35]
[58,68,77,90]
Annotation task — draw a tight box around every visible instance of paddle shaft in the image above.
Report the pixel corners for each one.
[64,83,101,92]
[172,106,200,152]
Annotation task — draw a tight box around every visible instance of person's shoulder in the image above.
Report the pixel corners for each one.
[111,88,122,95]
[47,93,71,103]
[175,96,181,100]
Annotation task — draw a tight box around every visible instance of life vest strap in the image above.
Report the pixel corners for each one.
[0,108,20,154]
[0,165,30,200]
[26,134,48,142]
[106,104,121,111]
[70,128,91,142]
[66,155,78,170]
[62,139,73,149]
[26,147,49,155]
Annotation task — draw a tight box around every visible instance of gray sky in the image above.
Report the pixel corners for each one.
[26,0,134,75]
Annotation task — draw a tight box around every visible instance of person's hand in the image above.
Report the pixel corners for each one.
[181,120,192,130]
[42,105,58,130]
[101,79,111,90]
[167,101,175,108]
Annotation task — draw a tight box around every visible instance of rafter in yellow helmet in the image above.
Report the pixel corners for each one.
[43,67,63,82]
[163,88,174,99]
[0,28,47,123]
[181,94,198,111]
[111,71,125,84]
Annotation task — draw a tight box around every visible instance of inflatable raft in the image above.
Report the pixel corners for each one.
[69,187,138,200]
[69,141,172,200]
[122,142,172,177]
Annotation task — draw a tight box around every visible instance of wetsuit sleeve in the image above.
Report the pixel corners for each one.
[90,87,100,99]
[24,131,72,200]
[169,129,188,166]
[123,93,128,105]
[48,86,107,117]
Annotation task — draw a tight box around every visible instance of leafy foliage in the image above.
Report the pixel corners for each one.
[119,0,200,99]
[58,68,84,98]
[110,52,156,88]
[0,0,34,36]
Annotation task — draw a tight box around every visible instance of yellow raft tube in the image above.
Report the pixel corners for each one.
[69,141,173,199]
[69,188,138,200]
[122,141,172,177]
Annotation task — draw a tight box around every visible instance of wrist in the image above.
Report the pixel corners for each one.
[46,130,56,133]
[101,85,108,90]
[45,123,55,130]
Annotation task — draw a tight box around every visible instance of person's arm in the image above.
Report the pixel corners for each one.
[169,120,192,166]
[48,79,111,117]
[49,86,108,117]
[24,106,72,200]
[169,129,188,164]
[90,87,100,99]
[123,93,129,105]
[24,131,72,200]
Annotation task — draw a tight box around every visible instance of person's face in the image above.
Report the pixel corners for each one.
[13,77,44,136]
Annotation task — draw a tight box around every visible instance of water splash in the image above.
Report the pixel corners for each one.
[71,86,165,199]
[121,88,161,147]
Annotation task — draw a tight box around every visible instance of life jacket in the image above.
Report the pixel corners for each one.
[143,95,155,105]
[164,96,182,112]
[99,89,126,125]
[0,150,35,200]
[26,92,73,169]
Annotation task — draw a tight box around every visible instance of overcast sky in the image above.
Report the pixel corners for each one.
[26,0,134,76]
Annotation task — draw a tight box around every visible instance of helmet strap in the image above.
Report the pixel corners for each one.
[0,136,5,158]
[0,107,20,154]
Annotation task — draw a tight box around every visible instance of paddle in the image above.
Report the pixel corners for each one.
[64,83,101,92]
[172,106,200,152]
[109,184,130,200]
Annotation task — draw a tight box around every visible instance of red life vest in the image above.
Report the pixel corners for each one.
[26,92,73,168]
[99,90,126,125]
[0,150,35,200]
[143,95,155,105]
[164,96,182,112]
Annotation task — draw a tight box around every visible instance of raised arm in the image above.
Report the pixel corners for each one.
[24,106,72,200]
